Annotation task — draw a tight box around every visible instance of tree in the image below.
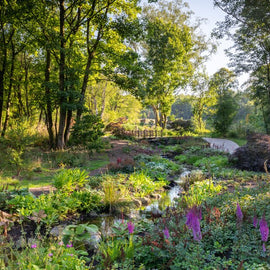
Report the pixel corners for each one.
[0,0,143,149]
[190,72,217,134]
[137,0,209,130]
[209,68,238,135]
[247,66,270,133]
[213,0,270,134]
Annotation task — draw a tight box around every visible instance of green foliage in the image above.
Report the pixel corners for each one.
[213,92,238,135]
[71,189,103,212]
[53,169,89,193]
[62,223,99,246]
[6,188,102,224]
[209,68,238,135]
[102,179,128,213]
[135,154,181,179]
[70,114,104,150]
[179,179,223,208]
[128,171,167,197]
[3,239,88,270]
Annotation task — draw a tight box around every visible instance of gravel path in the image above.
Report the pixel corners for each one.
[203,138,240,154]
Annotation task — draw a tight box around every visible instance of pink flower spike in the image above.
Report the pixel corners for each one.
[163,227,170,239]
[260,217,269,243]
[236,203,243,221]
[31,244,37,248]
[127,221,135,234]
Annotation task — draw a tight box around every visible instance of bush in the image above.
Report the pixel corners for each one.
[230,132,270,172]
[69,114,104,150]
[167,119,193,135]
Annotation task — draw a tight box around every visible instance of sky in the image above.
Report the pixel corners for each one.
[186,0,248,85]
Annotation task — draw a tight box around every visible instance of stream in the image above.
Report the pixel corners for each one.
[86,169,191,236]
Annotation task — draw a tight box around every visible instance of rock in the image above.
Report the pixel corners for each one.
[84,231,101,250]
[139,197,151,206]
[50,225,65,237]
[230,133,270,172]
[133,199,142,207]
[150,207,163,217]
[150,193,161,200]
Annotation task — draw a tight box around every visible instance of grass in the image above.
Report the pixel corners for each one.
[0,149,109,189]
[228,137,247,146]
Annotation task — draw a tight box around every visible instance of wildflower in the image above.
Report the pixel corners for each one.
[48,253,53,257]
[31,244,37,248]
[253,216,258,228]
[186,206,202,241]
[69,253,73,256]
[236,203,243,221]
[163,227,170,239]
[260,217,269,252]
[66,242,73,248]
[127,221,135,234]
[117,158,122,164]
[58,241,63,246]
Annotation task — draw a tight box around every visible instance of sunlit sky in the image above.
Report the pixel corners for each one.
[186,0,248,86]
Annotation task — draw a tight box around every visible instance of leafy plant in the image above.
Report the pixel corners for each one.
[128,171,167,197]
[62,223,99,246]
[53,168,89,193]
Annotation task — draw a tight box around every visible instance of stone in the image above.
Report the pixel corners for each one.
[50,225,65,237]
[150,193,161,200]
[139,197,151,206]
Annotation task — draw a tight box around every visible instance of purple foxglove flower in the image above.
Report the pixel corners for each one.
[236,203,243,221]
[186,206,202,241]
[163,227,170,239]
[260,217,269,243]
[253,216,258,228]
[127,221,135,234]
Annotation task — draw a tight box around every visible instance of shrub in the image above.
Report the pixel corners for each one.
[230,132,270,172]
[167,118,193,135]
[69,113,104,150]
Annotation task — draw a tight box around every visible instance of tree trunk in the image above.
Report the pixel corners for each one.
[64,96,73,144]
[77,50,93,121]
[24,53,30,118]
[0,47,7,130]
[77,4,107,121]
[57,0,67,149]
[100,82,107,118]
[152,105,160,128]
[1,42,15,137]
[55,107,59,146]
[17,83,25,116]
[45,49,54,148]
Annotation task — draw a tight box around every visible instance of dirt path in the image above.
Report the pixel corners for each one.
[203,137,240,154]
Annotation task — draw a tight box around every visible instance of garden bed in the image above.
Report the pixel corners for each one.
[1,136,269,269]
